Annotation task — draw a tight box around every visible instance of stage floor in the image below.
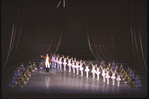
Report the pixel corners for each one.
[2,60,147,98]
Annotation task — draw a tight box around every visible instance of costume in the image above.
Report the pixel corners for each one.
[116,75,121,86]
[102,69,106,82]
[96,67,100,80]
[85,66,90,78]
[75,61,80,75]
[55,56,59,68]
[79,63,84,76]
[68,59,72,72]
[72,61,76,73]
[40,61,44,69]
[91,66,96,78]
[41,54,51,72]
[106,71,110,84]
[33,62,38,70]
[63,58,67,71]
[51,55,56,68]
[111,71,116,85]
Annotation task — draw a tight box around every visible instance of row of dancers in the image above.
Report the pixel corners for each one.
[8,62,38,87]
[50,53,142,87]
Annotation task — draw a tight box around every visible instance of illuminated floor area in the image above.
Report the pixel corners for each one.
[3,60,147,98]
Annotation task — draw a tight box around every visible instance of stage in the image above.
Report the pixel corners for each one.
[2,60,147,98]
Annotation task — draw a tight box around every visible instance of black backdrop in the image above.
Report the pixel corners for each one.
[2,0,147,73]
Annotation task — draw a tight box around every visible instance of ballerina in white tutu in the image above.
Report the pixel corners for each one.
[79,62,84,76]
[116,73,121,87]
[55,55,59,68]
[105,68,110,84]
[63,57,68,71]
[72,60,76,73]
[101,67,106,82]
[90,62,97,79]
[73,58,77,63]
[68,59,72,72]
[84,62,90,78]
[75,61,80,75]
[96,67,101,80]
[110,69,117,85]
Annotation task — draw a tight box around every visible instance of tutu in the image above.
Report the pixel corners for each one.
[63,62,67,65]
[76,66,79,69]
[102,70,106,76]
[96,71,100,74]
[106,75,110,78]
[85,69,90,72]
[111,76,116,79]
[79,67,84,71]
[91,70,96,73]
[116,77,121,81]
[35,68,37,70]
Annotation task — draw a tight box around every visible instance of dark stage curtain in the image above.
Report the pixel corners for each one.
[85,1,147,71]
[2,0,63,71]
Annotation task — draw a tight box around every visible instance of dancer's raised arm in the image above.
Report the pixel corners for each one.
[83,61,86,65]
[66,56,69,59]
[95,64,98,68]
[80,60,82,63]
[89,62,93,66]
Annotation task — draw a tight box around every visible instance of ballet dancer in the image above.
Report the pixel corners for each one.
[55,55,59,68]
[20,62,25,71]
[84,62,90,78]
[80,62,84,76]
[101,67,106,82]
[110,68,117,85]
[105,68,110,84]
[72,60,76,73]
[51,54,56,68]
[90,62,97,79]
[116,73,121,87]
[96,67,101,80]
[33,62,38,70]
[41,54,51,72]
[68,58,72,72]
[58,57,63,69]
[75,61,80,75]
[39,60,44,69]
[62,56,68,71]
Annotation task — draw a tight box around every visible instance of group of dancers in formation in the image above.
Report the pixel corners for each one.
[49,53,142,88]
[8,61,38,87]
[8,53,142,88]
